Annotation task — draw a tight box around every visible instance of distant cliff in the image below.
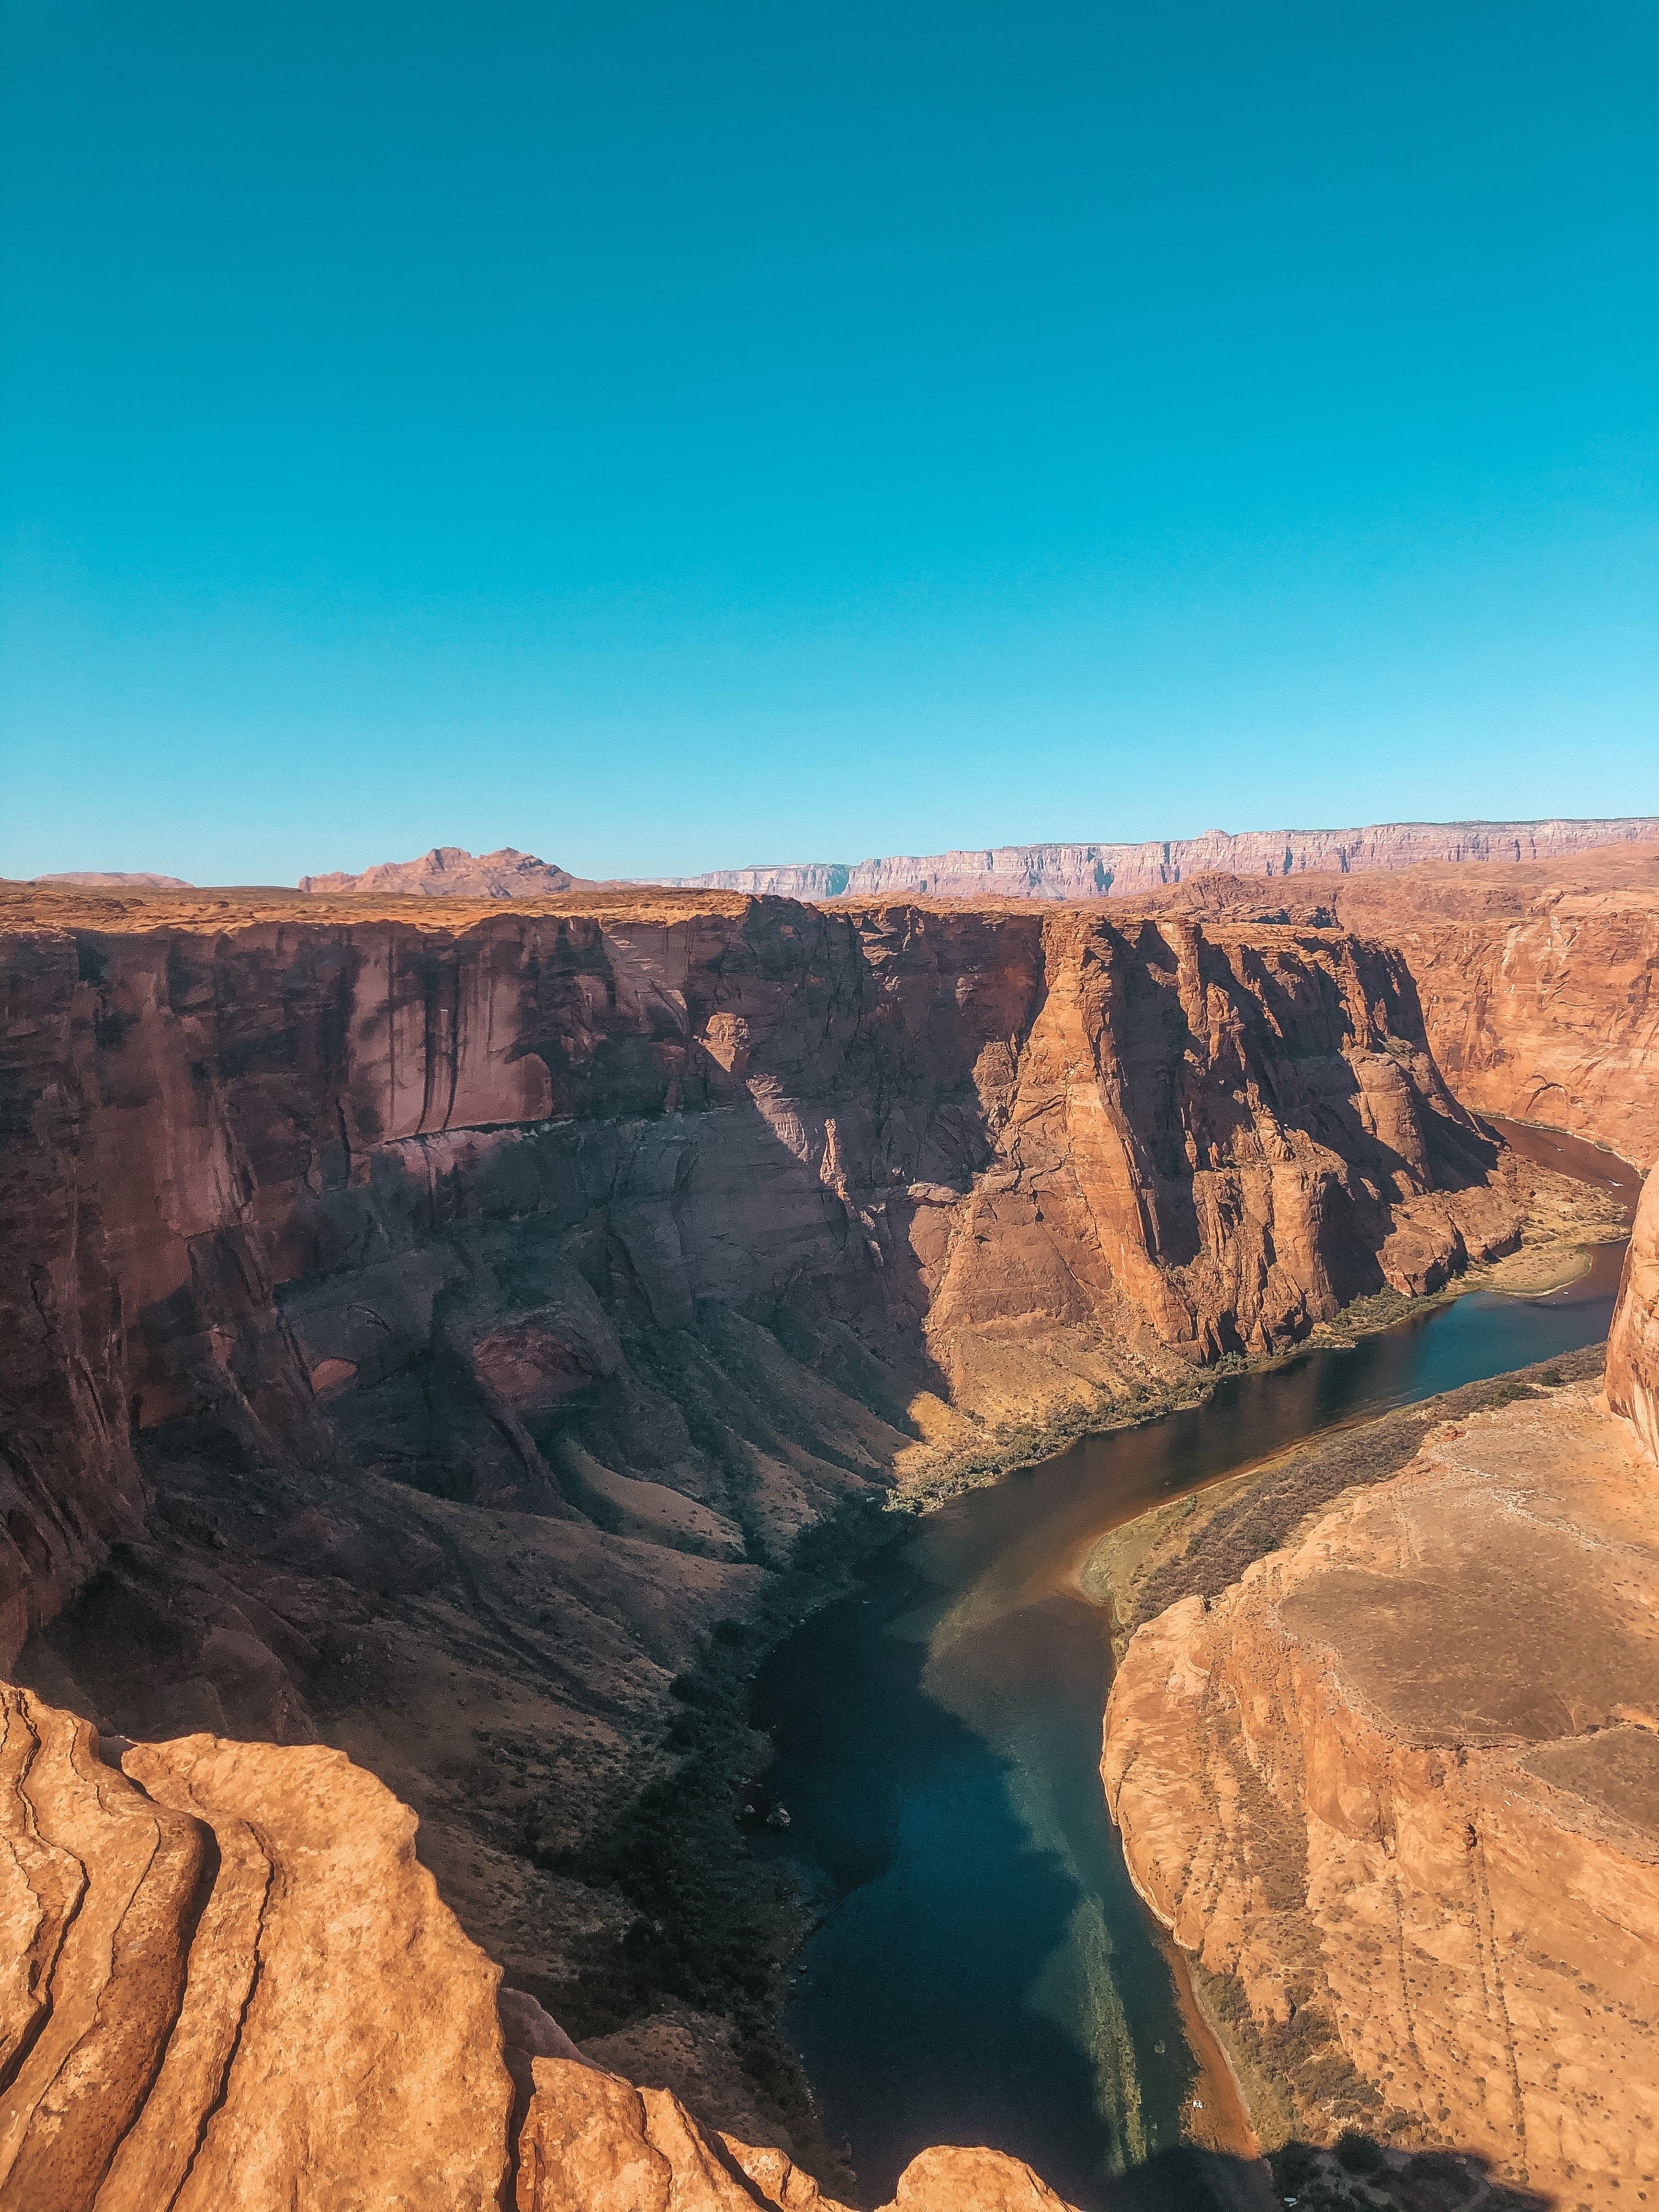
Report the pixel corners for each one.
[299,845,588,897]
[1135,839,1659,1171]
[663,817,1659,902]
[34,870,195,888]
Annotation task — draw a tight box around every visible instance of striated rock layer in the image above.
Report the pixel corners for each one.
[0,1678,1078,2212]
[1103,1168,1659,2207]
[1,877,1538,1677]
[1607,1163,1659,1460]
[1132,839,1659,1170]
[0,872,1590,2177]
[666,817,1659,902]
[0,1683,512,2211]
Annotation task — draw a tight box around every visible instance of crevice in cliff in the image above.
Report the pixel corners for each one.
[161,1826,270,2212]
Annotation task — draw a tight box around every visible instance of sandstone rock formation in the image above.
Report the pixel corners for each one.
[33,872,195,890]
[0,1684,514,2210]
[298,845,588,897]
[665,818,1659,902]
[1606,1160,1659,1459]
[0,1678,1078,2212]
[0,872,1596,2181]
[514,2052,1082,2211]
[1103,1170,1659,2207]
[1132,839,1659,1171]
[1,876,1544,1683]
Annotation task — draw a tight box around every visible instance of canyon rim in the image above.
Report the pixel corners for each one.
[0,830,1652,2211]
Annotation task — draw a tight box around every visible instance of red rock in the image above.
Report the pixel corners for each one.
[0,1684,514,2210]
[1607,1164,1659,1460]
[0,881,1540,1666]
[1103,1169,1659,2204]
[882,2144,1085,2209]
[512,2055,1084,2212]
[1128,838,1659,1169]
[298,845,588,896]
[667,817,1659,901]
[0,1688,204,2211]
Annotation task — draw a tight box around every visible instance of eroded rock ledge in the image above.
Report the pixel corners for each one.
[1103,1182,1659,2207]
[0,1680,1079,2212]
[1131,838,1659,1171]
[1,877,1559,1678]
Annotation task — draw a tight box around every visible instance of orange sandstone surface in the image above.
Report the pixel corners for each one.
[1103,1166,1659,2207]
[0,1679,1077,2212]
[1607,1165,1659,1461]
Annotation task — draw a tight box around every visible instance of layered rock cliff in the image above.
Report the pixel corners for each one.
[0,872,1585,2183]
[1607,1163,1659,1460]
[1103,1167,1659,2207]
[1,877,1540,1678]
[0,1679,1081,2212]
[667,819,1659,902]
[1132,840,1659,1170]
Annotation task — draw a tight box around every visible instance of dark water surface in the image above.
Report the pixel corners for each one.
[753,1123,1640,2210]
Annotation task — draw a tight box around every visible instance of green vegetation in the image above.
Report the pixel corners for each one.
[1336,2130,1386,2174]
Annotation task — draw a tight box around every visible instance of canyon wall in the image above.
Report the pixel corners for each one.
[1136,840,1659,1170]
[1103,1166,1659,2207]
[1606,1164,1659,1459]
[2,880,1533,1676]
[0,874,1576,2183]
[669,818,1659,903]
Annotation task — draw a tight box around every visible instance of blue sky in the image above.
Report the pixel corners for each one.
[2,1,1655,884]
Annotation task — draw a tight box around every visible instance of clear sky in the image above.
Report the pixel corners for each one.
[2,1,1655,885]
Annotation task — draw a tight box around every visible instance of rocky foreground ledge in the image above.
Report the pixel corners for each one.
[1103,1169,1659,2209]
[0,1680,1079,2212]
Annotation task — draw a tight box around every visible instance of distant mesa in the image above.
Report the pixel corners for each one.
[298,845,586,898]
[35,870,195,889]
[655,815,1659,902]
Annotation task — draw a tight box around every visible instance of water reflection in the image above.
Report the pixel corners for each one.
[754,1120,1640,2209]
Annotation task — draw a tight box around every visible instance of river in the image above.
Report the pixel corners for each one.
[751,1122,1642,2210]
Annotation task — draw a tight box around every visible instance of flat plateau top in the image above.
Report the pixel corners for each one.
[0,878,1308,936]
[0,878,758,934]
[3,834,1656,937]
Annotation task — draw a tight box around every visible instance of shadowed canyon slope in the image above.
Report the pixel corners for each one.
[1125,839,1659,1171]
[1,877,1544,1675]
[0,874,1577,2084]
[1104,1166,1659,2210]
[0,1680,1082,2212]
[0,872,1623,2204]
[665,818,1659,902]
